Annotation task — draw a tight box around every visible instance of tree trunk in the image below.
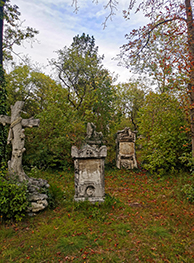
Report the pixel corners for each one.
[185,0,194,158]
[0,0,5,65]
[0,0,6,167]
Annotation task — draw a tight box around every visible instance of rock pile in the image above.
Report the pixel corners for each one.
[26,177,50,215]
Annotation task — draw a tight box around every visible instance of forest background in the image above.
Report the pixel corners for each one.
[0,3,194,262]
[0,0,193,175]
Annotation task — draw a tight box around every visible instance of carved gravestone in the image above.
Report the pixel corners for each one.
[71,123,107,202]
[0,101,49,214]
[116,127,137,169]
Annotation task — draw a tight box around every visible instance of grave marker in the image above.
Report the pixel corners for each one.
[116,127,137,169]
[71,123,107,202]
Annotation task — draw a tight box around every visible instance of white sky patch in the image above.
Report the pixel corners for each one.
[10,0,148,83]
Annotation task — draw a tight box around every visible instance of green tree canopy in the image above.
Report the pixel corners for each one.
[116,80,148,131]
[5,64,60,116]
[51,33,118,135]
[3,0,38,61]
[138,92,190,175]
[52,33,104,110]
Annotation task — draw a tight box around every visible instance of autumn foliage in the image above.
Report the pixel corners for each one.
[118,0,194,157]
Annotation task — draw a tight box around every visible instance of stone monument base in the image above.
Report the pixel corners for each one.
[71,144,107,203]
[74,197,105,203]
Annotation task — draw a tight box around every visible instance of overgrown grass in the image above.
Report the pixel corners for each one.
[0,166,193,262]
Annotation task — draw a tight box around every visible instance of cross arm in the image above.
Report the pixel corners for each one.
[22,118,40,128]
[0,115,11,125]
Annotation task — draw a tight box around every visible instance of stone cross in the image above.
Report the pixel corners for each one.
[0,101,40,181]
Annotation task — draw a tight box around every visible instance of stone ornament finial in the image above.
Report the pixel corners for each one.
[85,122,103,148]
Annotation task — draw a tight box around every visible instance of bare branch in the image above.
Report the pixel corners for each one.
[136,17,186,56]
[102,0,118,29]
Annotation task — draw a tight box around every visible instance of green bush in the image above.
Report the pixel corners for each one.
[0,177,29,221]
[181,184,194,203]
[137,92,190,175]
[42,183,65,209]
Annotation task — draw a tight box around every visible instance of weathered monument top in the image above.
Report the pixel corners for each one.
[85,122,104,148]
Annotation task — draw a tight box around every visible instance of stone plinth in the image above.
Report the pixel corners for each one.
[71,144,107,202]
[116,127,137,169]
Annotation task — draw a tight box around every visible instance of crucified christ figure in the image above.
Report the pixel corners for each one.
[0,101,39,181]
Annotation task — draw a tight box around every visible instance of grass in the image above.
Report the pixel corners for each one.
[0,164,194,262]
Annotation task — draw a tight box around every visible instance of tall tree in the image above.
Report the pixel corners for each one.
[52,33,104,111]
[120,20,188,94]
[138,91,190,175]
[0,0,7,166]
[51,33,117,135]
[3,1,38,60]
[116,80,147,131]
[114,0,194,157]
[0,0,38,167]
[5,64,60,116]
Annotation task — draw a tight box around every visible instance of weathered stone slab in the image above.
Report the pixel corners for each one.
[119,142,135,156]
[74,158,105,202]
[79,159,101,184]
[116,127,137,169]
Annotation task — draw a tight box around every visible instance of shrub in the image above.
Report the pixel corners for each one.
[42,183,65,209]
[137,92,190,175]
[0,177,29,221]
[181,184,194,203]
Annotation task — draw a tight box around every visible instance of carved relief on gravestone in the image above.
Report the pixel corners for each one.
[116,127,137,169]
[0,101,49,214]
[71,123,107,202]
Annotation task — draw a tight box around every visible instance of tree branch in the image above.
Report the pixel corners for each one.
[136,17,186,56]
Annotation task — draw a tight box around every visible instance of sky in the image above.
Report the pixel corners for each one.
[11,0,146,83]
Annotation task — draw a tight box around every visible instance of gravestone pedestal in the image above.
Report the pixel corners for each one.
[116,127,137,169]
[71,144,107,202]
[72,123,107,203]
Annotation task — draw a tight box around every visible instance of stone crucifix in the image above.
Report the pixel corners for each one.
[0,101,40,181]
